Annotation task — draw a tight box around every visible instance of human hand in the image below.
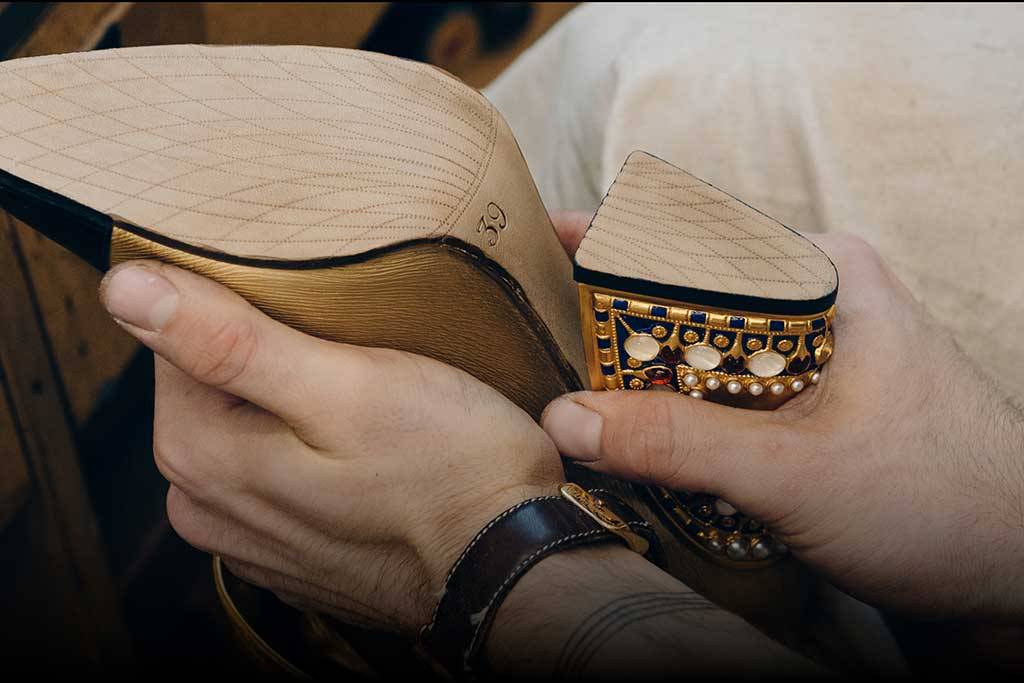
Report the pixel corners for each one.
[544,211,1024,620]
[99,260,564,633]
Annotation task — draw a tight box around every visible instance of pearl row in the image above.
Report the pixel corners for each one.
[683,372,822,397]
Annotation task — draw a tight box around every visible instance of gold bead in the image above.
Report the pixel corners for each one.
[714,334,730,348]
[745,338,763,351]
[626,357,642,368]
[683,330,699,343]
[652,325,668,338]
[629,378,645,390]
[778,339,794,352]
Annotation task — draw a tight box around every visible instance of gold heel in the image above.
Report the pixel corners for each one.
[575,152,838,566]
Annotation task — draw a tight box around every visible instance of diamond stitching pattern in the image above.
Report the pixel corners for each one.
[0,45,496,259]
[577,153,837,301]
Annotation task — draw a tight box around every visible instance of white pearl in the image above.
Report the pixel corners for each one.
[714,499,737,516]
[726,539,750,561]
[791,379,805,392]
[705,377,721,391]
[726,380,742,394]
[688,390,704,399]
[682,373,699,387]
[770,382,785,395]
[748,382,764,396]
[751,540,773,560]
[810,371,821,384]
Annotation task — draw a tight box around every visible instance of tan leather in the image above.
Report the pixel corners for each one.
[0,43,587,383]
[111,228,579,421]
[577,151,837,302]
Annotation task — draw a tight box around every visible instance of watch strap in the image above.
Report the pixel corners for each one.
[418,484,661,678]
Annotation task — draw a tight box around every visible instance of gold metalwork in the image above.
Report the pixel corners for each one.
[652,325,668,338]
[577,283,835,410]
[559,483,650,555]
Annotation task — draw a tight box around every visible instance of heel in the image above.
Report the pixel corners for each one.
[574,151,838,566]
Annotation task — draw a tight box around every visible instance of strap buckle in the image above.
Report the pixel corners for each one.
[559,483,650,555]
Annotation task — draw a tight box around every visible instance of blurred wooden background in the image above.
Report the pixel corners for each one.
[0,2,573,674]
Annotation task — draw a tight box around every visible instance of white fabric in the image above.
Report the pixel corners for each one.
[486,2,1024,400]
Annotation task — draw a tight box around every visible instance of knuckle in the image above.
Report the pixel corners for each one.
[604,395,683,481]
[152,423,213,497]
[165,488,211,551]
[186,317,259,388]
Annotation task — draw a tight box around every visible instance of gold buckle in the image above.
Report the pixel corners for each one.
[559,483,650,555]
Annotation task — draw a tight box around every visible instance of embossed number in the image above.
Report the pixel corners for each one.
[477,202,507,246]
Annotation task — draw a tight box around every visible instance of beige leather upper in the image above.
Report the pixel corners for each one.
[577,152,837,302]
[0,44,498,259]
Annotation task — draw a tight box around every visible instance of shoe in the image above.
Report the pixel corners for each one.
[0,45,839,675]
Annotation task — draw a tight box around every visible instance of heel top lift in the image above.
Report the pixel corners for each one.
[573,151,837,317]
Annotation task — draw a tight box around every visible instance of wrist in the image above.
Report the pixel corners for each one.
[415,484,661,677]
[415,481,561,597]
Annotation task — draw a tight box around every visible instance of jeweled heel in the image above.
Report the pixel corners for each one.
[575,151,838,566]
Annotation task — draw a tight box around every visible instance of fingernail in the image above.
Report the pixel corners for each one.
[102,265,179,331]
[542,399,603,461]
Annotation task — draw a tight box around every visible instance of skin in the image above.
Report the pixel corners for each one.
[97,210,1024,675]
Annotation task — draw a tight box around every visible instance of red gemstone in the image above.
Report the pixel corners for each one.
[659,346,683,364]
[646,367,673,384]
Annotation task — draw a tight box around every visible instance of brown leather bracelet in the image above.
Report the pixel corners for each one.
[417,483,662,679]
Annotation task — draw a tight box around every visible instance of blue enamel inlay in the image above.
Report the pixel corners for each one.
[805,333,823,367]
[594,309,609,322]
[769,320,785,332]
[597,337,611,349]
[742,333,768,351]
[729,316,746,329]
[812,317,826,330]
[690,311,707,324]
[622,315,655,334]
[773,336,799,355]
[613,299,629,311]
[601,364,616,375]
[651,305,668,318]
[678,325,704,345]
[710,329,737,348]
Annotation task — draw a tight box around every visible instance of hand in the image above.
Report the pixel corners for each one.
[99,261,564,633]
[543,212,1024,620]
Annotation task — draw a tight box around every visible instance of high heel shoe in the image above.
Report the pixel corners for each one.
[0,45,838,675]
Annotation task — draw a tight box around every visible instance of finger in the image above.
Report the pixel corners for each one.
[550,209,594,256]
[541,390,804,518]
[152,356,307,499]
[100,260,354,428]
[166,484,331,579]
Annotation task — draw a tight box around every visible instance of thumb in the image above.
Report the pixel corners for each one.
[99,260,346,428]
[541,390,797,516]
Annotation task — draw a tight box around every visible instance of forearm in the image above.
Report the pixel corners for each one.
[482,546,825,678]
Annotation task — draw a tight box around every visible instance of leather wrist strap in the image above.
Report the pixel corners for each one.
[418,483,662,679]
